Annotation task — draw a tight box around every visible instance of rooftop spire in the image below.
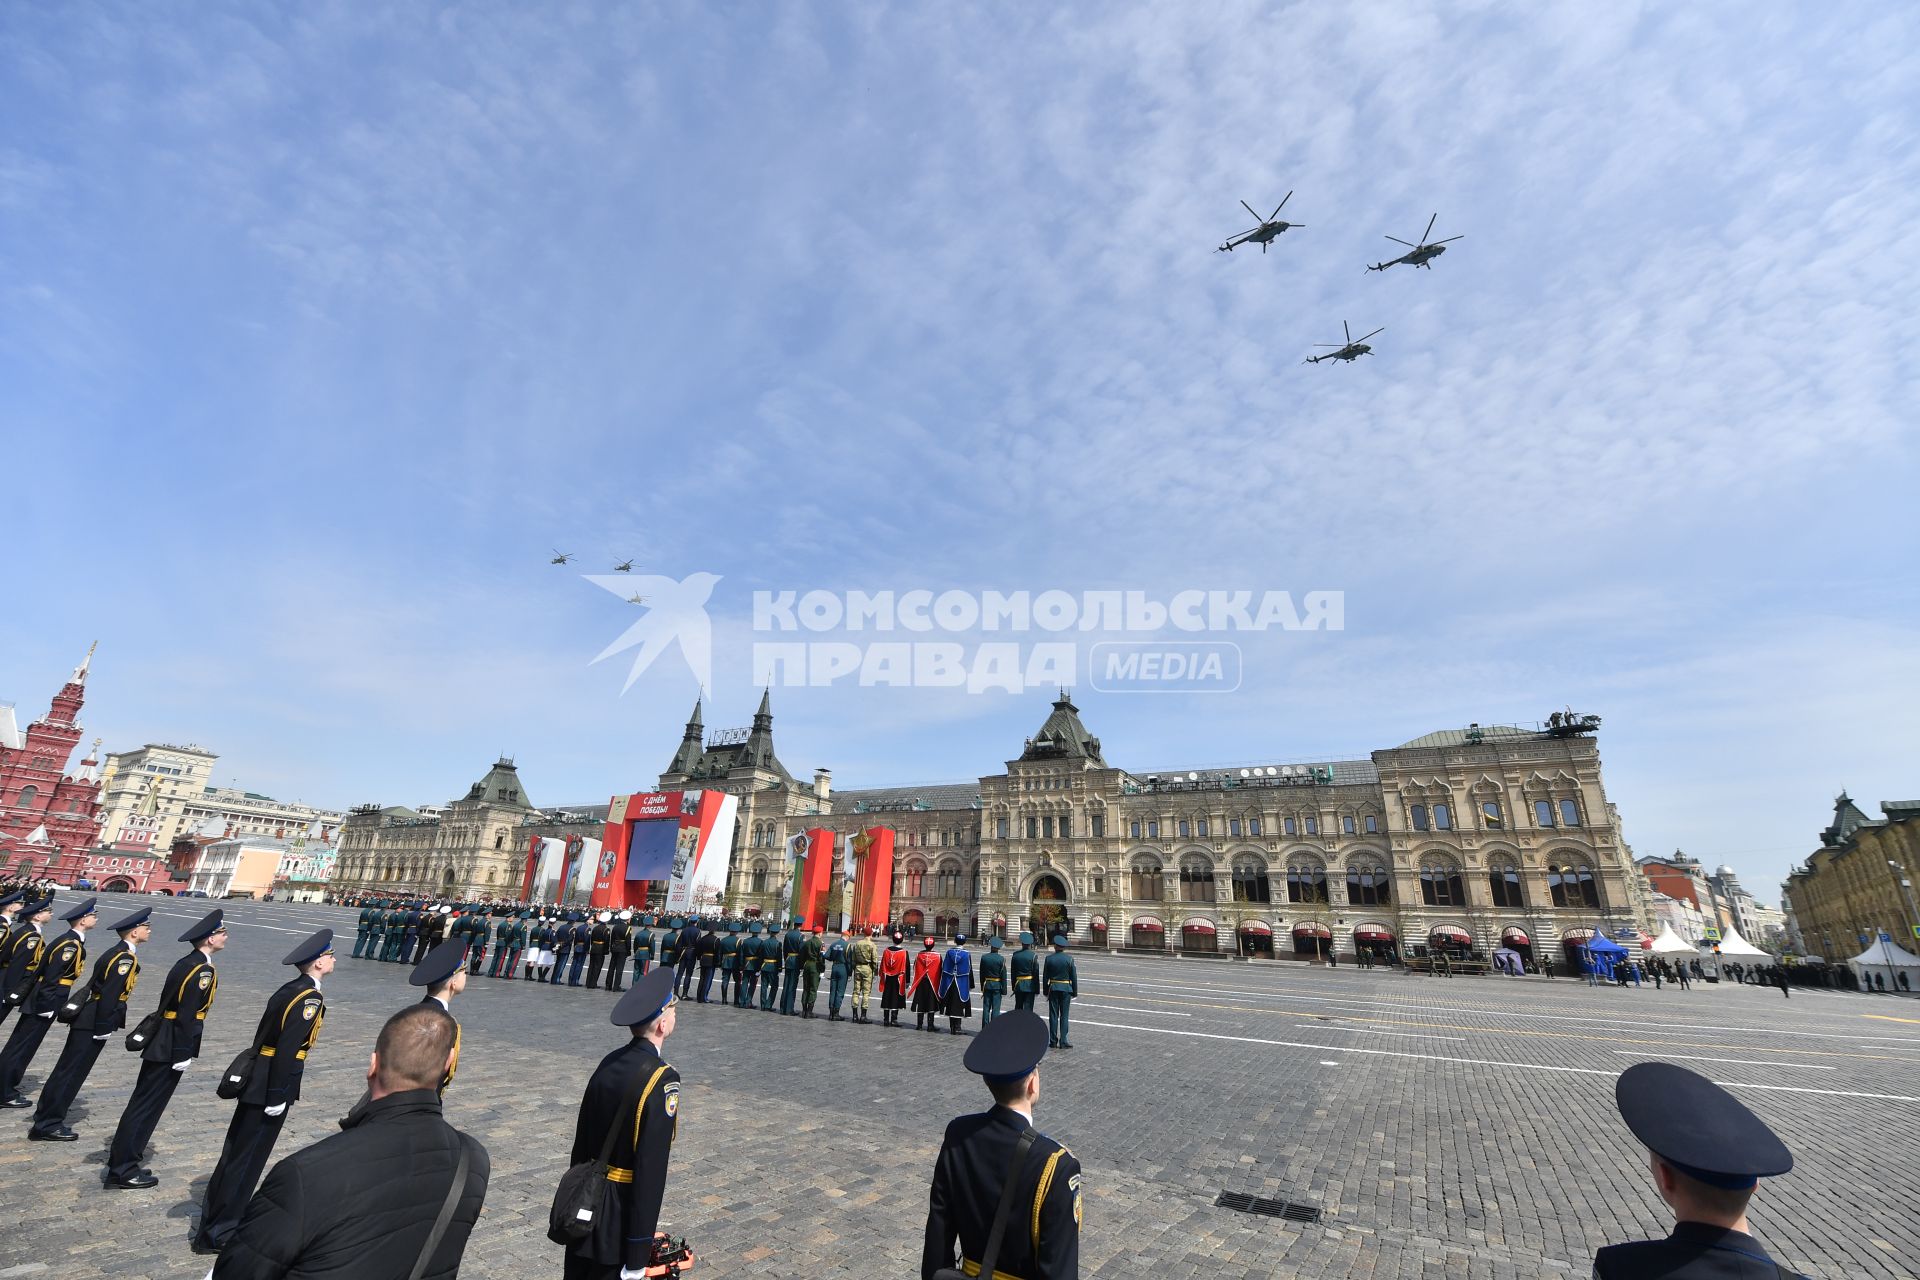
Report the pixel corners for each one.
[73,641,97,684]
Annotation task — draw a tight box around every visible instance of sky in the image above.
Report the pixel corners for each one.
[3,3,1916,904]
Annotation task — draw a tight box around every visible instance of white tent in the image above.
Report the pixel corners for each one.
[1707,927,1770,958]
[1849,936,1920,989]
[1649,924,1697,956]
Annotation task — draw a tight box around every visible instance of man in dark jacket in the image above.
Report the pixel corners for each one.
[215,1003,488,1280]
[104,908,226,1187]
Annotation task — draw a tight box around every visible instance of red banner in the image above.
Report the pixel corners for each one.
[853,827,894,930]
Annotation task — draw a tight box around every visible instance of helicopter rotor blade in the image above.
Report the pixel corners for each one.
[1421,213,1438,244]
[1343,320,1353,344]
[1432,235,1464,245]
[1270,191,1292,220]
[1240,199,1261,221]
[1357,327,1385,342]
[1384,236,1417,248]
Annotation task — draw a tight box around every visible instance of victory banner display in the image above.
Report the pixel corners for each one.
[596,789,740,912]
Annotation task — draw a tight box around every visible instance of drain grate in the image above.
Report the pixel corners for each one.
[1215,1191,1322,1223]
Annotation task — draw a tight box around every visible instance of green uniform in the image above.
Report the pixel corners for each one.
[1043,947,1078,1048]
[758,932,780,1010]
[978,945,1007,1025]
[799,933,825,1015]
[1011,943,1041,1012]
[848,935,879,1020]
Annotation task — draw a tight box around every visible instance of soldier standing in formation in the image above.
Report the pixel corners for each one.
[607,909,632,992]
[978,935,1006,1027]
[1011,932,1040,1012]
[104,908,224,1189]
[799,925,825,1018]
[848,926,879,1023]
[695,919,720,1002]
[586,911,612,989]
[910,936,944,1033]
[879,931,909,1026]
[717,920,741,1004]
[758,922,782,1011]
[352,900,376,958]
[551,913,575,987]
[0,894,53,1042]
[939,934,975,1036]
[569,912,594,987]
[30,904,151,1141]
[825,926,851,1021]
[1043,935,1077,1050]
[778,917,805,1015]
[562,966,683,1280]
[737,920,762,1007]
[0,896,95,1108]
[194,927,333,1256]
[632,913,656,982]
[675,916,701,998]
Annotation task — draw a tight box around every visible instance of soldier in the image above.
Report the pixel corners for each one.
[552,912,576,988]
[1011,932,1040,1012]
[410,938,468,1097]
[607,910,632,993]
[848,926,879,1024]
[29,904,151,1141]
[488,909,517,978]
[695,919,720,1003]
[778,917,807,1016]
[561,966,683,1280]
[571,911,596,986]
[104,908,224,1188]
[586,911,613,989]
[910,935,945,1033]
[879,931,910,1027]
[465,906,489,976]
[632,913,656,983]
[1042,935,1077,1049]
[1594,1062,1798,1279]
[717,920,741,1005]
[921,1010,1081,1280]
[424,904,451,963]
[674,916,700,999]
[395,903,421,964]
[192,928,333,1255]
[352,898,375,959]
[758,922,781,1012]
[978,935,1007,1028]
[799,925,825,1018]
[739,920,763,1008]
[940,934,975,1036]
[0,890,46,1039]
[825,926,851,1021]
[0,896,96,1108]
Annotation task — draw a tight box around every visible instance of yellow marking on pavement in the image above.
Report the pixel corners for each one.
[1864,1014,1920,1024]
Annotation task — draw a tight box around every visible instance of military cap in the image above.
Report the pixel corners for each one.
[1051,934,1067,947]
[1615,1062,1792,1190]
[729,920,742,933]
[749,920,764,933]
[24,897,54,917]
[410,939,470,989]
[599,910,613,923]
[282,929,334,966]
[922,935,937,947]
[954,934,967,945]
[108,906,152,933]
[988,935,1003,950]
[179,909,225,943]
[620,910,633,920]
[438,904,452,915]
[0,890,24,909]
[60,896,98,923]
[811,925,824,935]
[611,966,678,1028]
[964,1009,1048,1083]
[1018,931,1034,946]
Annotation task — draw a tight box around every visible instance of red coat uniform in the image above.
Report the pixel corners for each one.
[879,945,909,1010]
[909,946,944,1011]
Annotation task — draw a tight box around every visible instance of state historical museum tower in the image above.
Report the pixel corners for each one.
[0,645,106,879]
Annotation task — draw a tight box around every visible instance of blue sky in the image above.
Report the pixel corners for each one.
[3,3,1915,904]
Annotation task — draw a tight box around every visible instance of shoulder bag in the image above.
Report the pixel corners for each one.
[215,1045,258,1100]
[409,1134,472,1280]
[547,1063,669,1246]
[125,1009,163,1052]
[931,1127,1037,1280]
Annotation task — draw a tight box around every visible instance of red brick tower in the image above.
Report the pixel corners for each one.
[0,645,106,879]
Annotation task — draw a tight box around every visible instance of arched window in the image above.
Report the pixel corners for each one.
[1286,862,1328,904]
[904,860,926,897]
[1549,864,1600,908]
[1179,857,1216,903]
[1420,861,1466,907]
[1488,861,1525,907]
[750,860,769,893]
[1231,858,1271,903]
[1481,800,1503,830]
[1347,862,1391,906]
[1130,858,1164,901]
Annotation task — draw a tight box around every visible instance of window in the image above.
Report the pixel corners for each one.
[1283,818,1297,836]
[1306,816,1318,835]
[1433,804,1451,830]
[1228,818,1241,837]
[1411,805,1429,831]
[1129,820,1141,839]
[1481,801,1502,830]
[1559,799,1582,827]
[1060,815,1072,838]
[996,818,1009,839]
[1179,859,1216,902]
[1489,864,1524,907]
[1231,860,1271,902]
[1248,817,1261,836]
[1091,874,1104,894]
[1535,800,1554,827]
[1146,820,1159,839]
[1026,817,1038,840]
[1131,863,1164,900]
[904,864,925,896]
[1420,862,1466,906]
[1286,864,1328,903]
[1341,815,1356,835]
[1195,818,1208,838]
[1346,863,1391,906]
[1363,814,1377,833]
[1177,820,1190,838]
[1090,815,1105,838]
[1042,816,1054,839]
[1548,864,1599,909]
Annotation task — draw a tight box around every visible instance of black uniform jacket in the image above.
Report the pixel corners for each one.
[242,975,325,1107]
[32,929,88,1017]
[144,949,219,1062]
[568,1037,680,1271]
[71,938,140,1034]
[1594,1222,1800,1279]
[1,924,46,1006]
[215,1088,489,1280]
[923,1105,1080,1280]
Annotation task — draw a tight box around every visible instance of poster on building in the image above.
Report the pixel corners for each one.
[596,789,738,912]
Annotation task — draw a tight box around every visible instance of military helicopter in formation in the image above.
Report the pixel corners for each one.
[1368,213,1461,271]
[1217,193,1303,254]
[626,593,649,606]
[1303,321,1384,365]
[550,550,574,565]
[613,559,634,572]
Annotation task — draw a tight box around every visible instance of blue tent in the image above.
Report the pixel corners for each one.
[1580,932,1628,977]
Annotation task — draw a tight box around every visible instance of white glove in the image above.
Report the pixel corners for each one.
[620,1269,647,1280]
[36,1010,52,1019]
[264,1102,287,1117]
[173,1059,193,1072]
[93,1032,111,1041]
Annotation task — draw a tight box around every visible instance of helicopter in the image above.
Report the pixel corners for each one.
[626,594,649,606]
[1368,213,1462,271]
[613,559,634,572]
[550,550,573,565]
[1217,193,1303,253]
[1303,321,1383,365]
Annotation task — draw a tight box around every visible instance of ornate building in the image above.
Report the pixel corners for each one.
[0,648,106,880]
[330,758,537,899]
[1784,794,1920,961]
[727,694,1645,964]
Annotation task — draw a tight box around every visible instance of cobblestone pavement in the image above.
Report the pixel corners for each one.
[2,896,1916,1279]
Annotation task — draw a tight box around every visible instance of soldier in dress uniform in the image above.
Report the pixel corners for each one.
[674,916,701,999]
[104,908,224,1188]
[779,917,806,1016]
[632,914,656,983]
[940,934,975,1036]
[848,926,879,1023]
[1593,1062,1801,1279]
[1042,935,1077,1050]
[921,1010,1081,1280]
[607,910,632,992]
[586,911,613,989]
[738,920,762,1008]
[825,926,851,1021]
[879,931,910,1027]
[1011,932,1041,1012]
[465,906,489,976]
[799,925,825,1018]
[29,904,151,1140]
[561,966,683,1280]
[759,922,783,1011]
[552,912,577,987]
[411,938,468,1096]
[910,935,944,1033]
[717,920,741,1005]
[193,928,333,1255]
[526,913,552,982]
[978,935,1007,1027]
[695,919,720,1003]
[488,910,518,979]
[395,903,420,964]
[0,896,96,1108]
[0,892,50,1039]
[352,899,375,959]
[569,912,595,987]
